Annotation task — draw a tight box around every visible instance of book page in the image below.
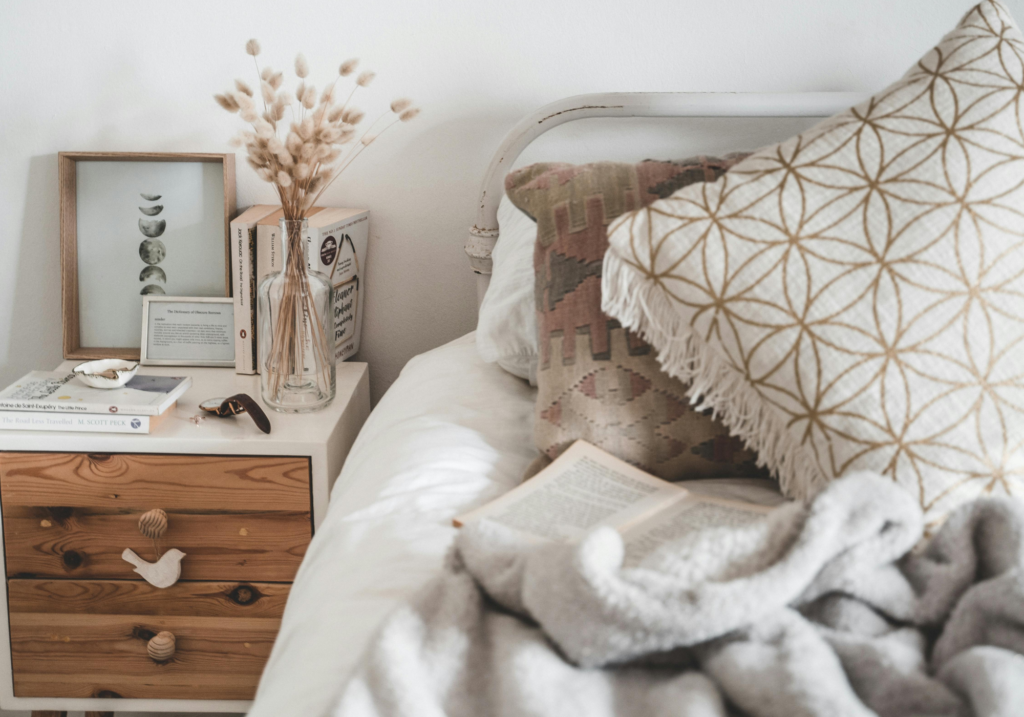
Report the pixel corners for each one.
[620,496,771,565]
[455,441,685,543]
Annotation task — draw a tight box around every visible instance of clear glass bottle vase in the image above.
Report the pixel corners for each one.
[258,217,336,412]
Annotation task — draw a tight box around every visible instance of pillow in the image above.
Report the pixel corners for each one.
[602,0,1024,521]
[506,155,766,481]
[476,196,539,382]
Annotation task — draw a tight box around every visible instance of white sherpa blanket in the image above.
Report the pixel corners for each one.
[331,473,1024,717]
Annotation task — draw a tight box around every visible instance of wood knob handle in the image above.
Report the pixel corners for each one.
[138,509,168,539]
[147,631,176,662]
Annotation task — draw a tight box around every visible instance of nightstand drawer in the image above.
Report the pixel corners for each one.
[0,452,313,582]
[0,452,311,511]
[8,579,288,700]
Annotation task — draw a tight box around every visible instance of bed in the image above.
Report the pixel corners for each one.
[246,92,870,717]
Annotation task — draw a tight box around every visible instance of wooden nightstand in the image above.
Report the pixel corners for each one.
[0,361,370,716]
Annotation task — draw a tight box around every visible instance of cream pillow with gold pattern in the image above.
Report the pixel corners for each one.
[603,0,1024,522]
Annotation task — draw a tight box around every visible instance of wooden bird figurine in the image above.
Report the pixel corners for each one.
[122,548,186,588]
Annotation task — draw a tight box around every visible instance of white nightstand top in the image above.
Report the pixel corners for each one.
[0,361,369,456]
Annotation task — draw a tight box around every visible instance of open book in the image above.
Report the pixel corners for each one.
[455,441,775,564]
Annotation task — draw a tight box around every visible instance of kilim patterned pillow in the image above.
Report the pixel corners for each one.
[505,156,766,481]
[603,0,1024,521]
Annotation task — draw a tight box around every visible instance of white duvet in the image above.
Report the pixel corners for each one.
[249,333,538,717]
[249,332,783,717]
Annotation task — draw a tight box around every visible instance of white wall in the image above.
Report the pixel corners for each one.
[2,0,1004,405]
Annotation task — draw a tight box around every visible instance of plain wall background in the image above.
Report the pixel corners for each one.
[0,0,1005,407]
[0,1,1017,715]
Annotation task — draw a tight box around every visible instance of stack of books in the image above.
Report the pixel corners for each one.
[0,371,192,434]
[230,205,369,375]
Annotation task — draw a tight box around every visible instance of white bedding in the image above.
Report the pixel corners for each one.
[249,332,784,717]
[249,332,538,717]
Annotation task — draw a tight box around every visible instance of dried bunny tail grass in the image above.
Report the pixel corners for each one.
[233,91,255,111]
[285,131,303,154]
[390,98,412,113]
[342,107,364,124]
[356,70,376,87]
[296,81,306,102]
[294,162,311,180]
[306,173,325,194]
[320,84,337,104]
[295,53,310,79]
[301,86,317,109]
[360,134,377,146]
[257,167,274,181]
[234,79,254,97]
[339,58,359,76]
[261,81,276,104]
[399,107,421,122]
[214,93,240,112]
[299,117,315,139]
[261,66,273,81]
[240,107,260,123]
[276,170,293,187]
[327,106,345,123]
[228,133,245,147]
[269,71,284,90]
[246,39,261,56]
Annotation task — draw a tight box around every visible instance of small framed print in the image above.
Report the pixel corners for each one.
[140,296,236,367]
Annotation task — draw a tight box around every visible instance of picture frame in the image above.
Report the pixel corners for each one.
[140,296,236,368]
[59,151,237,360]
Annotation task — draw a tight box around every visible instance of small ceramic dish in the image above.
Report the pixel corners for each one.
[73,359,140,389]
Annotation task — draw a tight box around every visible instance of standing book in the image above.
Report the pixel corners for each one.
[454,440,776,565]
[230,204,279,374]
[304,208,369,362]
[0,372,191,416]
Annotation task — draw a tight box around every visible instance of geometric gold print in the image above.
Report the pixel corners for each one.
[603,0,1024,522]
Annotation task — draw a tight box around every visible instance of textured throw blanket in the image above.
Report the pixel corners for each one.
[331,474,1024,717]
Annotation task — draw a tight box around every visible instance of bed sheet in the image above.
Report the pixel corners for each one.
[248,332,785,717]
[249,332,538,717]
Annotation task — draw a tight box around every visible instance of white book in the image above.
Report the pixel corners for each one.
[0,410,170,434]
[0,371,191,416]
[230,204,279,374]
[455,441,774,565]
[303,208,370,362]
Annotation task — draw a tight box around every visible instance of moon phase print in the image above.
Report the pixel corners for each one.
[138,192,168,292]
[72,158,228,350]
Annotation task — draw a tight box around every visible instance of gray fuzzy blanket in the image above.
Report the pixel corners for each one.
[331,473,1024,717]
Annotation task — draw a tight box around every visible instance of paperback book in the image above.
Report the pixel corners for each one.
[303,207,369,362]
[0,372,191,416]
[0,410,170,434]
[455,440,773,565]
[230,204,279,375]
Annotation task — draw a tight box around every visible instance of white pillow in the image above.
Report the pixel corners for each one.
[475,195,538,382]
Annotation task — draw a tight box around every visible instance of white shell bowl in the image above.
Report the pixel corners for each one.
[73,359,139,389]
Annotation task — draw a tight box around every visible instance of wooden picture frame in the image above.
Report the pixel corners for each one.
[59,152,237,360]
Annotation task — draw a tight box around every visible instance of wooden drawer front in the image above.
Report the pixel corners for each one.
[0,452,312,582]
[9,579,287,700]
[0,452,311,511]
[3,506,310,581]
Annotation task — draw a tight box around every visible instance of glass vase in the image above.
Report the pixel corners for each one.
[258,217,336,412]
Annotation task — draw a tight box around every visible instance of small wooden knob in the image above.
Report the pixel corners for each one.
[138,509,168,539]
[147,631,176,662]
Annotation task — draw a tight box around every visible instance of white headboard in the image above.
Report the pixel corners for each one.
[466,91,870,305]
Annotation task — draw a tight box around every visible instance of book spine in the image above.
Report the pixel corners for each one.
[0,411,152,433]
[0,400,160,416]
[231,219,258,375]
